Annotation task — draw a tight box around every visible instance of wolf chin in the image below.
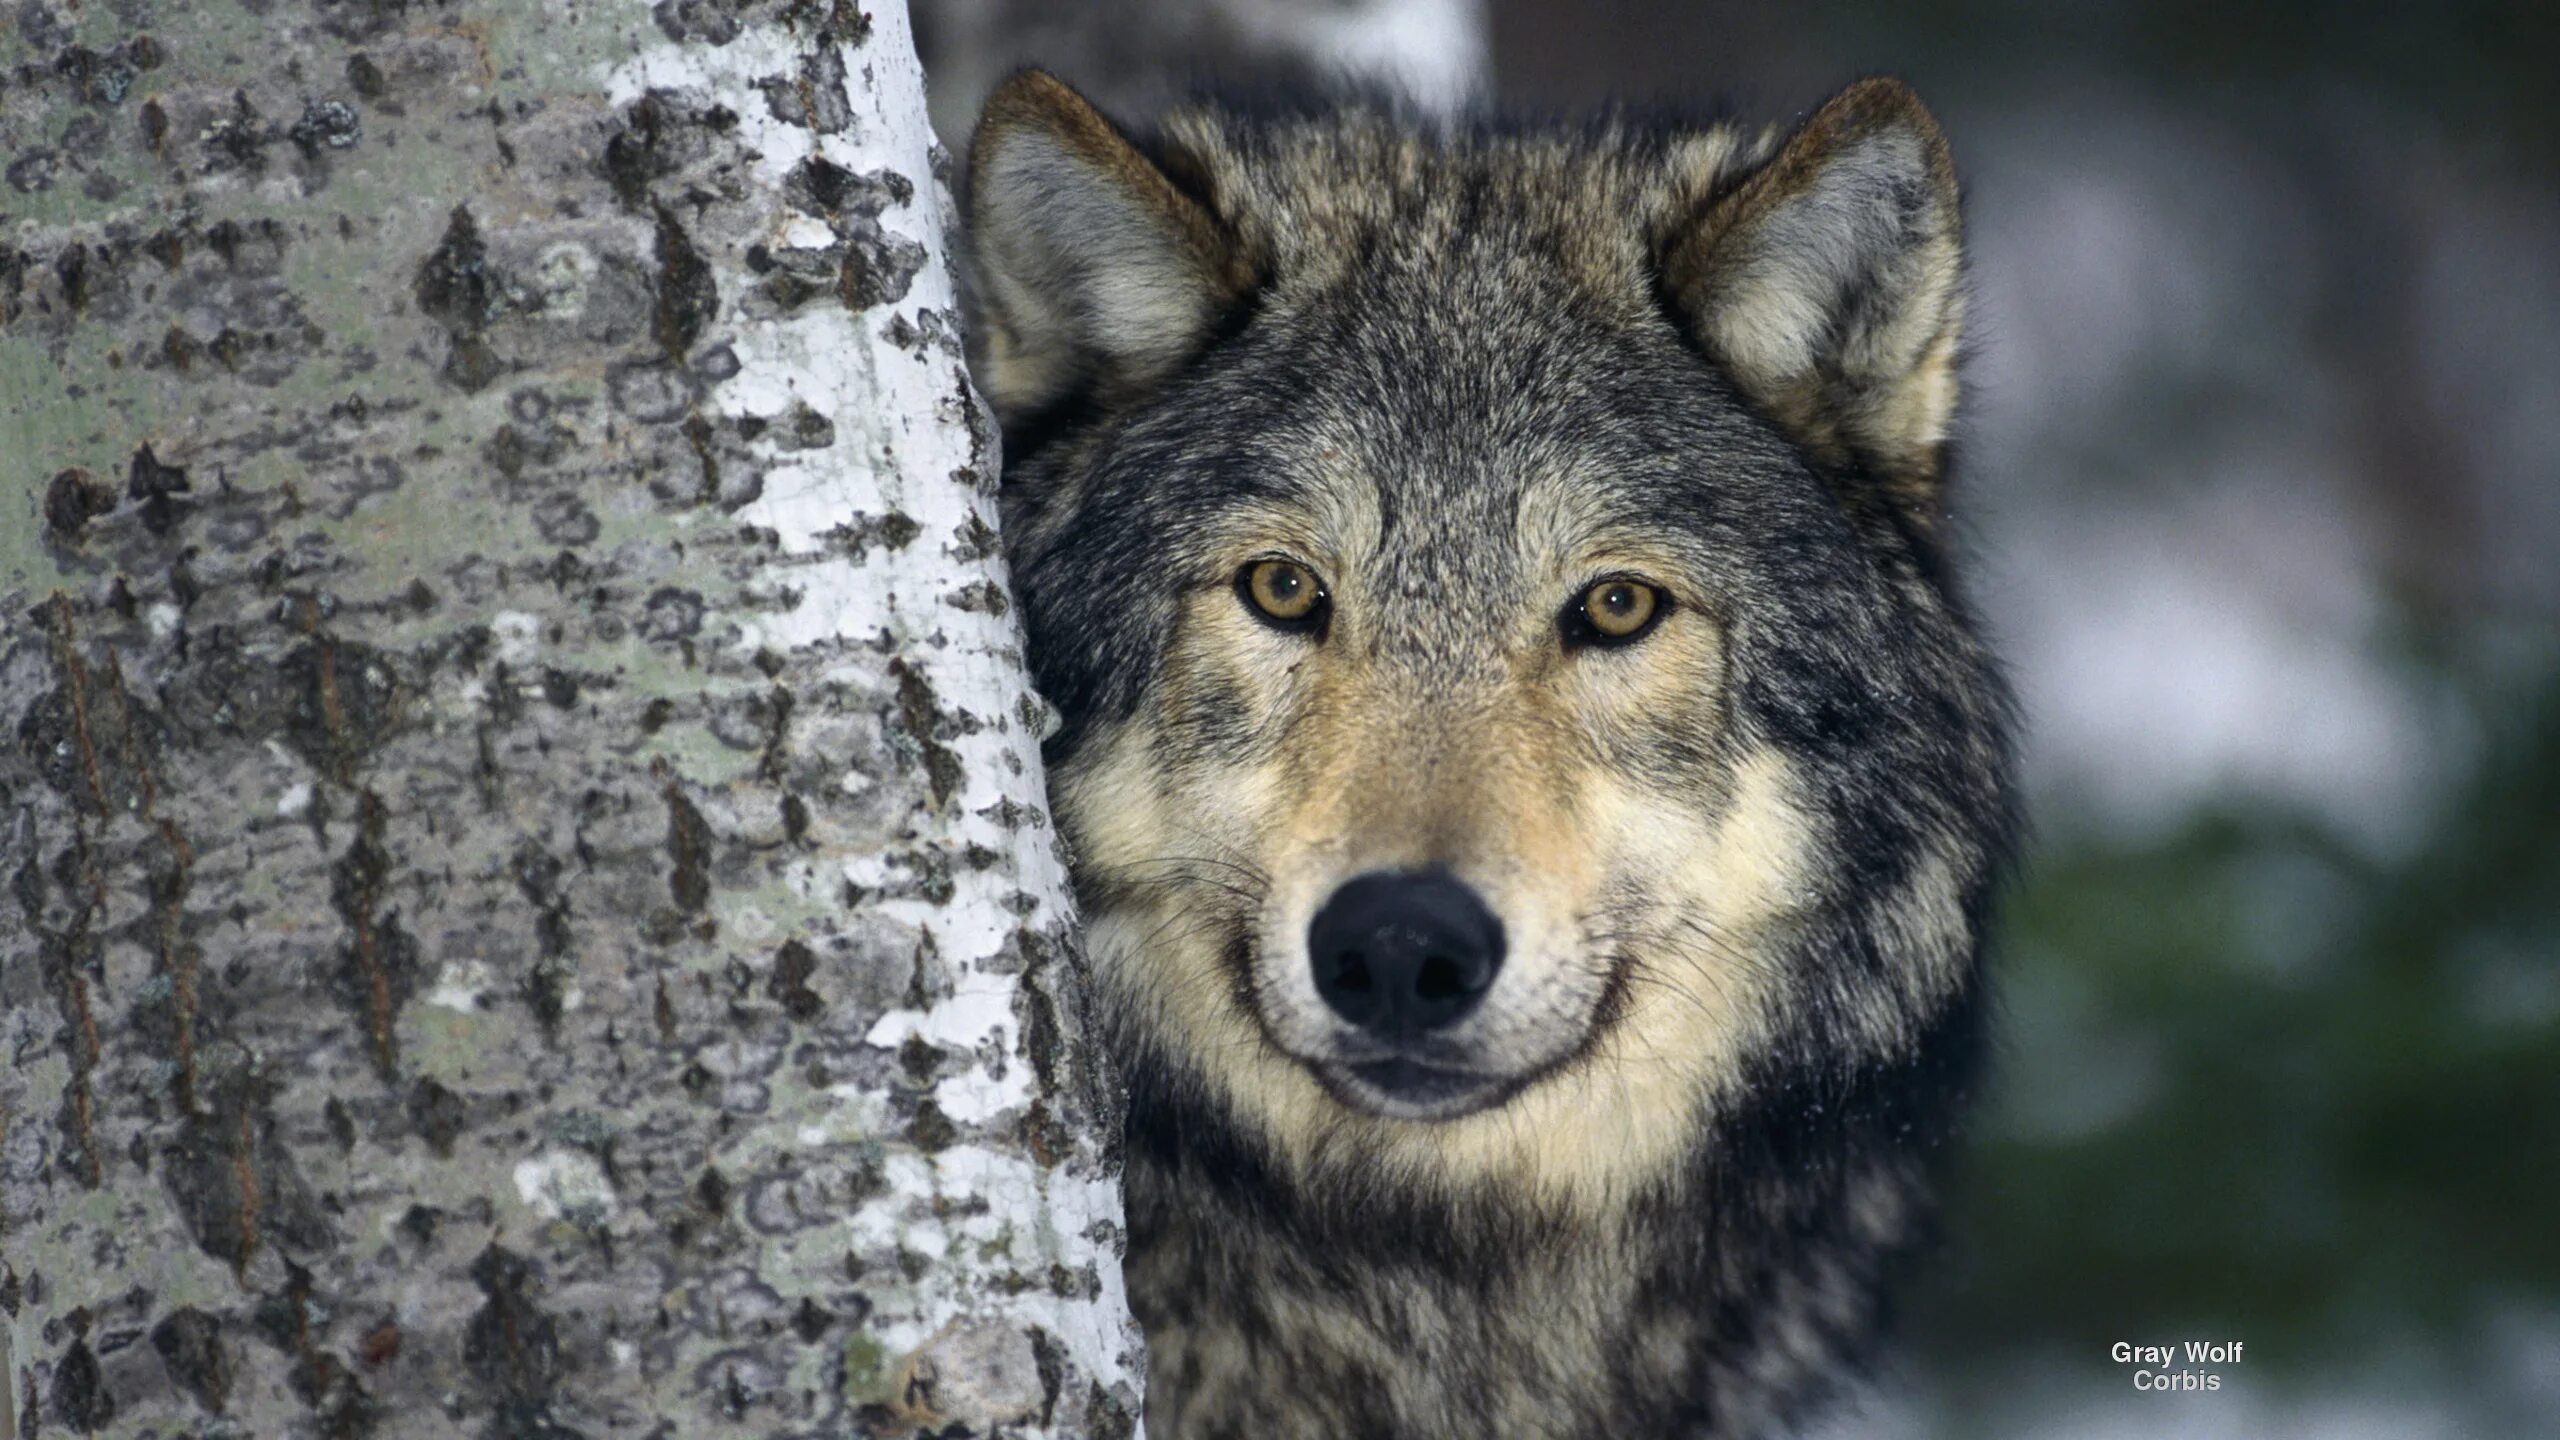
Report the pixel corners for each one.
[965,69,2016,1440]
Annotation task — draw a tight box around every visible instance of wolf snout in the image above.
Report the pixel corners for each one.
[1307,870,1506,1039]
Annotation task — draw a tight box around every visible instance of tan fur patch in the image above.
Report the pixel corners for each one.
[1078,729,1817,1214]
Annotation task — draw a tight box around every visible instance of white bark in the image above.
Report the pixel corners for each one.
[0,2,1140,1436]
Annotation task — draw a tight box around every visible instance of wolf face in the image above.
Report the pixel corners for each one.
[969,71,2013,1439]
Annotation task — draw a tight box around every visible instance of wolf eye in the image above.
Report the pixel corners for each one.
[1565,578,1666,648]
[1239,558,1329,633]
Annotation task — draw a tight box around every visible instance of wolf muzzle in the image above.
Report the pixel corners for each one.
[1306,867,1510,1108]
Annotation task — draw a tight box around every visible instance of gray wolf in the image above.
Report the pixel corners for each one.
[965,68,2016,1439]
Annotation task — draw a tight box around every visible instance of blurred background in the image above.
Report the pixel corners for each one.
[914,2,2560,1434]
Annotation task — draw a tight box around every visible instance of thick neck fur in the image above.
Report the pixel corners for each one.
[1109,952,1987,1440]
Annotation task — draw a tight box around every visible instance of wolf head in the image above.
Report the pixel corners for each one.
[968,73,2011,1210]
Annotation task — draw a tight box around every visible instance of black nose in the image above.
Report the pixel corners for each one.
[1307,870,1505,1037]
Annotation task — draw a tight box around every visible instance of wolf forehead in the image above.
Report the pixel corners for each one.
[1038,286,1824,639]
[1089,128,1818,504]
[981,97,1810,516]
[1138,104,1764,312]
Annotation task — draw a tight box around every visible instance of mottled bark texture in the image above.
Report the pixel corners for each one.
[0,3,1140,1437]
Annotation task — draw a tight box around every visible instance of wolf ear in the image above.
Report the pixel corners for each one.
[1662,78,1965,518]
[965,70,1249,424]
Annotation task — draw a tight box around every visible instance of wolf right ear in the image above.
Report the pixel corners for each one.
[965,71,1250,425]
[1661,78,1965,522]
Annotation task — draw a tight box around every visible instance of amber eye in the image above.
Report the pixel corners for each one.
[1567,578,1665,647]
[1239,558,1328,633]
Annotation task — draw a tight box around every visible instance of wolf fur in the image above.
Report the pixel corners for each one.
[965,70,2016,1440]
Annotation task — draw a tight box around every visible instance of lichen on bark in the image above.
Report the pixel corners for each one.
[1,2,1140,1436]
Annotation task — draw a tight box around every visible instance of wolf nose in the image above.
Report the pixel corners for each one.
[1307,870,1505,1037]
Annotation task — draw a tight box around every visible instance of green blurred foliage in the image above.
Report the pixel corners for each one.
[1912,663,2560,1388]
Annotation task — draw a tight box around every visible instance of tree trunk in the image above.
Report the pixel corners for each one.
[0,3,1140,1436]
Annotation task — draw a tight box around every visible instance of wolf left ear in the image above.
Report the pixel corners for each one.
[965,71,1252,425]
[1662,78,1965,519]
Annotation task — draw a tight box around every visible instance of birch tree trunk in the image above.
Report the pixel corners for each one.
[0,3,1140,1436]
